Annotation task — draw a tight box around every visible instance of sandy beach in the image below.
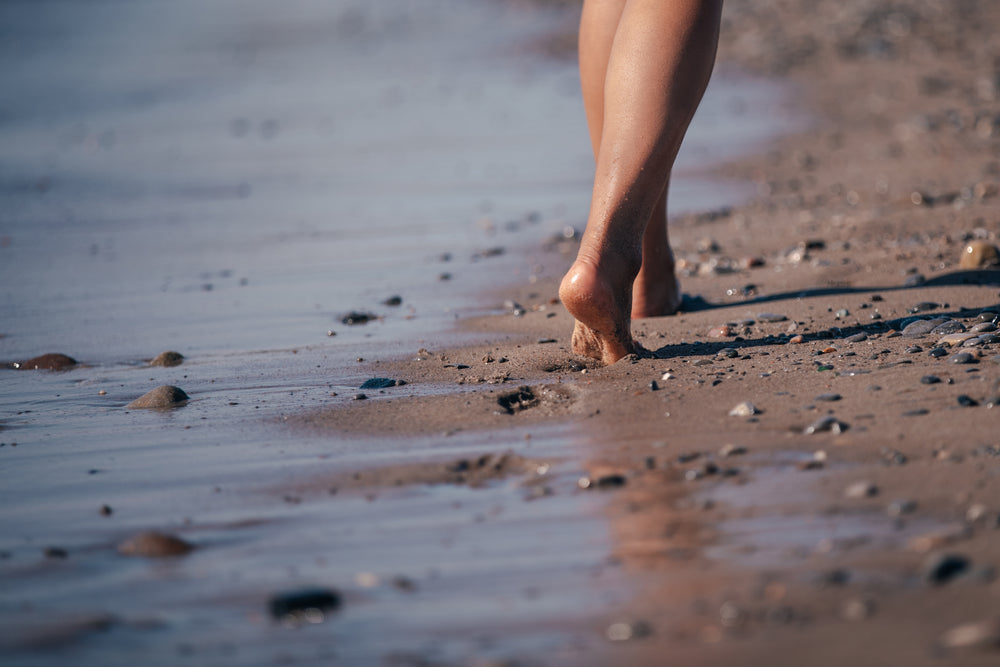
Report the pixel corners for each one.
[3,0,1000,665]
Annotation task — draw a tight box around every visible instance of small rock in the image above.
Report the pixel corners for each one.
[971,322,998,333]
[757,312,788,323]
[904,273,926,287]
[931,321,967,335]
[835,308,850,319]
[359,378,405,390]
[804,415,848,434]
[815,393,842,402]
[842,597,876,621]
[903,318,949,337]
[341,311,378,325]
[578,473,627,490]
[921,375,942,384]
[44,546,68,559]
[957,395,979,407]
[939,334,979,348]
[719,444,747,458]
[708,325,733,338]
[126,386,189,409]
[717,347,739,359]
[149,351,184,367]
[606,620,652,642]
[949,352,976,364]
[13,353,77,370]
[959,241,1000,269]
[353,393,368,401]
[887,499,917,517]
[910,302,941,313]
[844,481,878,499]
[788,334,805,344]
[382,295,403,306]
[118,531,194,557]
[844,332,868,343]
[269,588,341,623]
[928,347,948,358]
[729,401,760,417]
[923,553,971,585]
[940,619,1000,650]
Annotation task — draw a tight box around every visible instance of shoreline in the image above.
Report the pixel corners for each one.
[292,0,1000,663]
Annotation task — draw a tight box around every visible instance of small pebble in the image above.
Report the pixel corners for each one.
[844,332,867,343]
[788,335,805,344]
[905,345,922,353]
[834,309,850,319]
[269,588,341,624]
[728,401,760,417]
[939,619,1000,650]
[971,322,998,333]
[957,395,979,407]
[757,313,788,323]
[13,353,78,370]
[923,553,971,585]
[904,273,926,287]
[718,347,739,359]
[149,351,184,367]
[887,499,917,517]
[44,546,68,559]
[903,408,929,416]
[842,597,876,621]
[928,347,948,358]
[606,620,652,642]
[959,240,1000,269]
[126,386,189,409]
[931,321,966,335]
[910,301,940,313]
[939,333,979,347]
[920,375,942,384]
[949,352,975,364]
[903,318,949,337]
[815,393,842,402]
[845,481,878,499]
[719,444,748,458]
[708,325,733,338]
[118,531,194,557]
[804,415,848,434]
[353,393,368,400]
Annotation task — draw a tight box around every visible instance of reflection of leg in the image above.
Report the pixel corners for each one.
[560,0,721,364]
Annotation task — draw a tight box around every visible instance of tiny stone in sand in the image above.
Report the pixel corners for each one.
[118,531,194,557]
[149,351,184,367]
[958,240,1000,269]
[728,401,760,417]
[126,385,189,409]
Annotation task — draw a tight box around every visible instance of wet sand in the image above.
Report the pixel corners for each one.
[3,0,1000,665]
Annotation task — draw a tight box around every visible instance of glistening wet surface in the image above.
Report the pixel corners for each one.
[0,0,797,664]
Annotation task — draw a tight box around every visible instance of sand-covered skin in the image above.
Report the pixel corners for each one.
[291,1,1000,663]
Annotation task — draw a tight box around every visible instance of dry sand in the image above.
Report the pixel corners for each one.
[290,1,1000,664]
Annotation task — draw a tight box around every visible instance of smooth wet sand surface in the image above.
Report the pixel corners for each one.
[4,0,1000,665]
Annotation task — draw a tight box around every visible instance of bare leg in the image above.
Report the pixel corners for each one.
[559,0,720,364]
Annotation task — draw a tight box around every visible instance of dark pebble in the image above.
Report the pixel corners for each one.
[382,295,403,306]
[359,378,404,390]
[649,380,659,391]
[341,311,378,325]
[100,505,113,516]
[845,332,868,343]
[910,302,940,313]
[269,588,341,622]
[906,345,922,353]
[921,375,942,384]
[757,312,788,323]
[718,347,739,358]
[979,310,1000,323]
[805,415,848,434]
[904,273,926,287]
[537,338,557,344]
[13,353,77,370]
[353,393,368,400]
[817,569,851,587]
[815,393,842,402]
[44,546,68,559]
[949,352,975,365]
[924,553,971,585]
[903,408,930,416]
[928,347,948,358]
[957,395,979,407]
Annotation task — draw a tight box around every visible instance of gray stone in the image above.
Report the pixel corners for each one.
[757,312,788,323]
[971,322,998,333]
[949,352,976,364]
[923,552,971,585]
[805,415,848,434]
[931,320,967,335]
[902,318,949,337]
[845,481,878,499]
[845,332,868,343]
[126,385,189,409]
[815,393,842,402]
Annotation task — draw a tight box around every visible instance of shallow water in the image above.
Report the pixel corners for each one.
[0,0,794,663]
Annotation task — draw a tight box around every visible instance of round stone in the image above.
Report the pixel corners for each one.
[949,352,976,365]
[13,353,77,370]
[150,351,184,367]
[958,240,1000,269]
[126,386,189,409]
[930,320,966,335]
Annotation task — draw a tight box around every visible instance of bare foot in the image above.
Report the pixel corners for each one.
[559,259,639,365]
[632,259,681,318]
